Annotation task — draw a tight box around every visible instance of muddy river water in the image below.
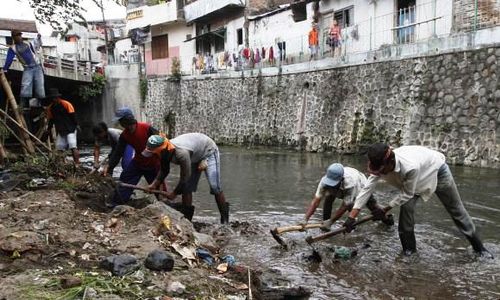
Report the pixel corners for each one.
[86,146,500,299]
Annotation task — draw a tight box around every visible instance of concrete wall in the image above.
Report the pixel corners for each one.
[145,46,500,168]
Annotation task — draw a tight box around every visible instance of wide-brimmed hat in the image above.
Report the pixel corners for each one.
[46,88,61,98]
[320,163,344,187]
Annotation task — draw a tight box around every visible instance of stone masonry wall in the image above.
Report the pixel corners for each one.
[145,47,500,168]
[453,0,500,32]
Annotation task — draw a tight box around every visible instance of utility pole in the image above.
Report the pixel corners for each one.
[100,0,110,64]
[244,0,249,48]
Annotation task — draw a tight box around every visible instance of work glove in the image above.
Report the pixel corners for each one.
[371,206,387,221]
[343,217,356,233]
[197,159,208,171]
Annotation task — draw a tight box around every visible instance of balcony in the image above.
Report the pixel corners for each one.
[183,0,245,23]
[126,1,181,31]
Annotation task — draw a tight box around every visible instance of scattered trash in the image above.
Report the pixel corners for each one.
[222,255,236,266]
[171,243,197,265]
[145,250,174,271]
[166,281,186,294]
[82,242,91,250]
[100,254,140,276]
[217,263,228,273]
[333,246,358,259]
[27,177,55,189]
[196,248,215,266]
[80,254,90,261]
[33,219,50,231]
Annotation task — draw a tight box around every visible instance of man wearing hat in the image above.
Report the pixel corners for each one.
[142,133,229,224]
[2,30,45,107]
[46,88,80,166]
[344,143,492,258]
[104,107,160,207]
[303,163,393,231]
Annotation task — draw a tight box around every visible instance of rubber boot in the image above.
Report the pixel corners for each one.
[382,214,395,226]
[399,231,417,256]
[217,202,230,224]
[467,235,493,259]
[181,205,195,222]
[167,202,195,221]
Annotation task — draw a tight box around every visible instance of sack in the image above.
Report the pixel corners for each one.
[326,36,332,46]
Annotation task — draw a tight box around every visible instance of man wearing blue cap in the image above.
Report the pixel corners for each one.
[104,107,160,207]
[303,163,393,231]
[343,143,492,258]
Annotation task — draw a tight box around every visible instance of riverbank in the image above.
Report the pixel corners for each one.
[0,158,310,299]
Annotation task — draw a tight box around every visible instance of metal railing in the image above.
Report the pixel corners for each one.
[0,47,94,82]
[145,0,499,77]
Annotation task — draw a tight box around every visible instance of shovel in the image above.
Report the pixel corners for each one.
[270,223,323,249]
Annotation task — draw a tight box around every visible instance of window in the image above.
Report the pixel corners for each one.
[237,28,243,45]
[334,6,354,28]
[152,34,168,59]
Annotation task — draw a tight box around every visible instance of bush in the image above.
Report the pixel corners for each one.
[78,73,106,102]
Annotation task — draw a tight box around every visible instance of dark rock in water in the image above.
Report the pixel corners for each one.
[144,250,174,271]
[100,254,139,276]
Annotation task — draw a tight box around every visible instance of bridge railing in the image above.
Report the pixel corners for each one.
[0,47,93,82]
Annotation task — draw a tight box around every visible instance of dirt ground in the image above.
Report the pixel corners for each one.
[0,172,258,300]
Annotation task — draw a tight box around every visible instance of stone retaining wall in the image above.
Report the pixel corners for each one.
[145,47,500,168]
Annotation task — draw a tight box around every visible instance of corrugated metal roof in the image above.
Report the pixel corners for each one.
[0,18,37,33]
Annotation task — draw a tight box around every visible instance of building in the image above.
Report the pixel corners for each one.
[126,0,192,76]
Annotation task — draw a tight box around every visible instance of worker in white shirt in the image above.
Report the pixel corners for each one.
[302,163,393,231]
[343,143,491,258]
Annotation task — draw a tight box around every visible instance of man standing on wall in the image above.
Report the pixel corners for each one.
[343,143,492,258]
[46,88,80,166]
[2,30,45,130]
[308,23,319,61]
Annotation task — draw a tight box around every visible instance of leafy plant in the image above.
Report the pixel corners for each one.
[171,57,181,81]
[78,73,106,102]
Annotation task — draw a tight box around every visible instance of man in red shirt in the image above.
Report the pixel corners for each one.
[46,88,80,166]
[104,107,160,207]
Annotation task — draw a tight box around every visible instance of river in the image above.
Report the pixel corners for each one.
[192,147,500,300]
[84,146,500,299]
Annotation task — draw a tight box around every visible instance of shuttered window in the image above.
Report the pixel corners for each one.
[152,34,169,59]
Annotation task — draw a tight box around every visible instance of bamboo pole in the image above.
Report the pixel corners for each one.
[0,117,47,159]
[0,70,35,154]
[0,107,52,152]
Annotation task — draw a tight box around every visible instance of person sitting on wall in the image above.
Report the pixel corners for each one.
[142,133,230,224]
[343,143,493,258]
[92,122,134,171]
[302,163,393,231]
[45,88,80,166]
[103,107,160,207]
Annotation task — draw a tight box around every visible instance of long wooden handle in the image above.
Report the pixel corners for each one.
[119,182,169,197]
[274,223,323,234]
[306,215,374,244]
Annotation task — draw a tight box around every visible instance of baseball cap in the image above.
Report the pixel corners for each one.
[320,163,344,187]
[113,107,135,122]
[141,135,166,157]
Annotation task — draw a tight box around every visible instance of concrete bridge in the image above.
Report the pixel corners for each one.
[0,48,93,82]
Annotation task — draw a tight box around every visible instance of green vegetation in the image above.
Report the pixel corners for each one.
[18,272,160,300]
[171,57,182,81]
[78,73,106,102]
